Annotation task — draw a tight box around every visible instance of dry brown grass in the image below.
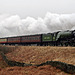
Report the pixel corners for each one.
[0,55,9,68]
[6,46,75,65]
[0,46,75,75]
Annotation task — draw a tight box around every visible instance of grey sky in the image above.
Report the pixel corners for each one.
[0,0,75,18]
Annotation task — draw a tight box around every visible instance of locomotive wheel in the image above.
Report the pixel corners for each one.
[65,43,68,46]
[60,43,63,46]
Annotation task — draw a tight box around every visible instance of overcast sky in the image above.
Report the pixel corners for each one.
[0,0,75,37]
[0,0,75,18]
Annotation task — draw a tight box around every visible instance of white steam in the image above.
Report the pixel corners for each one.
[0,12,75,38]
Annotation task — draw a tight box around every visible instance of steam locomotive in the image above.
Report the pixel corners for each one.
[0,30,75,46]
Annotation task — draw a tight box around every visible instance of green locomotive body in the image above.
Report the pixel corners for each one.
[56,31,72,40]
[42,33,52,42]
[56,30,74,46]
[42,32,59,46]
[41,30,74,46]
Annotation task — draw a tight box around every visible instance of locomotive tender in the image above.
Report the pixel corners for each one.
[0,30,75,46]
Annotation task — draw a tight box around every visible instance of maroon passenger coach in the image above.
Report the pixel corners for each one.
[20,34,42,45]
[7,37,20,44]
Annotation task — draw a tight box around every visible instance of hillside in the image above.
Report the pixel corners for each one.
[6,46,75,65]
[0,46,75,75]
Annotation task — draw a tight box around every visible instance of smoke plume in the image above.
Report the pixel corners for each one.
[0,12,75,38]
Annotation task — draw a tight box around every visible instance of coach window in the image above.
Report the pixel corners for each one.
[15,38,16,41]
[37,37,39,40]
[25,37,26,40]
[22,37,23,40]
[24,37,26,40]
[26,37,28,40]
[32,37,33,40]
[33,37,35,40]
[36,37,37,40]
[23,37,24,40]
[30,37,31,40]
[25,37,27,40]
[27,37,29,40]
[28,37,29,40]
[32,37,34,40]
[35,37,37,40]
[30,37,32,40]
[28,37,30,40]
[34,37,36,40]
[33,37,34,40]
[23,38,24,40]
[23,37,25,40]
[36,37,38,40]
